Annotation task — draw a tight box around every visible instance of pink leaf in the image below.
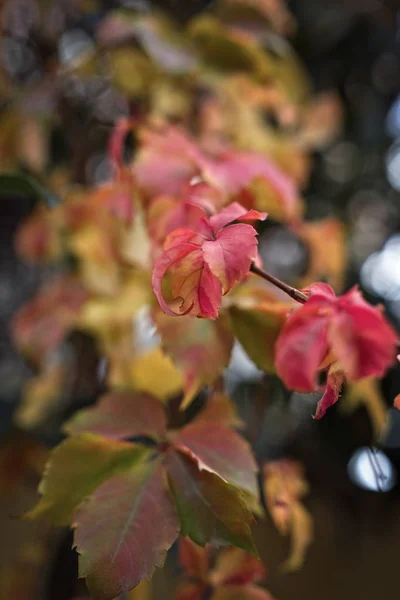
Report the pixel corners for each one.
[152,202,265,318]
[275,284,397,397]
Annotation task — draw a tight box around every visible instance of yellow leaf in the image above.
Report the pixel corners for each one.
[342,378,388,439]
[129,347,183,401]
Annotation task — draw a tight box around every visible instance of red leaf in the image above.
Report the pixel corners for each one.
[165,450,256,553]
[74,458,179,600]
[275,284,397,395]
[179,537,210,580]
[173,421,258,497]
[152,202,266,318]
[12,276,89,363]
[314,364,346,420]
[64,392,167,440]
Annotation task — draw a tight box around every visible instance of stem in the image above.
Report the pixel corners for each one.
[250,263,308,304]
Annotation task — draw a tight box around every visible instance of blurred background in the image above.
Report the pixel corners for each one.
[1,0,400,599]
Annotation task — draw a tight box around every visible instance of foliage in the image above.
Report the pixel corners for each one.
[3,0,398,598]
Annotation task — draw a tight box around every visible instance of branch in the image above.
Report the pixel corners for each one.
[250,263,308,304]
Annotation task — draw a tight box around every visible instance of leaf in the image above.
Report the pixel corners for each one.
[179,536,210,579]
[74,457,179,600]
[342,378,389,439]
[173,420,259,497]
[27,434,144,526]
[15,363,66,430]
[263,460,312,571]
[299,217,347,292]
[15,206,62,263]
[0,172,58,207]
[211,547,265,587]
[314,363,346,420]
[165,450,256,554]
[394,394,400,411]
[151,202,266,319]
[228,297,289,374]
[64,392,167,440]
[12,276,90,363]
[129,347,183,400]
[154,310,234,408]
[196,392,244,428]
[212,585,274,600]
[275,284,397,392]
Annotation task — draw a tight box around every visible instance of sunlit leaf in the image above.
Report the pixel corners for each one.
[129,347,183,401]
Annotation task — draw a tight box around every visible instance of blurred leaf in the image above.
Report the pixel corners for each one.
[299,217,347,292]
[129,347,183,401]
[27,434,145,526]
[212,584,274,599]
[195,391,244,428]
[342,378,388,439]
[0,172,57,206]
[154,310,234,409]
[109,47,157,98]
[12,276,90,364]
[64,391,167,440]
[227,283,290,373]
[263,459,313,571]
[15,363,66,430]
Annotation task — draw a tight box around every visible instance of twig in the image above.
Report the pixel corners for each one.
[250,263,308,304]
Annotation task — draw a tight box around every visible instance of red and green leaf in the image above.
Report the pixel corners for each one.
[74,457,179,600]
[26,434,144,526]
[64,392,167,441]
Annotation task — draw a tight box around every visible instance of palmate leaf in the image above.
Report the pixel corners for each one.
[165,450,256,555]
[173,420,258,498]
[64,392,167,441]
[74,456,179,600]
[26,434,144,526]
[153,310,234,408]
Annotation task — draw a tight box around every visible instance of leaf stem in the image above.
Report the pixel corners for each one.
[250,263,308,304]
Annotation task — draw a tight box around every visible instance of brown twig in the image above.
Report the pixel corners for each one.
[250,263,308,304]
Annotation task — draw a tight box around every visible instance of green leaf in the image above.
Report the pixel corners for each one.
[229,304,287,374]
[165,450,257,555]
[26,434,146,526]
[64,391,167,441]
[0,172,58,207]
[74,457,179,600]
